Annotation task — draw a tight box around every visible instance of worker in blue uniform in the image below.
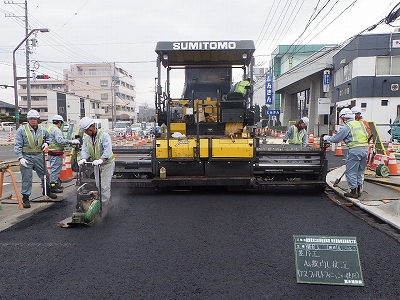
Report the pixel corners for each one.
[323,108,369,198]
[14,109,57,208]
[77,117,115,206]
[283,117,309,147]
[47,115,80,193]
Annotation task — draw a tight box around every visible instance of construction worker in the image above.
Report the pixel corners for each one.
[323,108,369,199]
[14,109,57,208]
[283,117,309,147]
[77,117,115,205]
[228,79,251,99]
[351,106,372,138]
[47,115,80,193]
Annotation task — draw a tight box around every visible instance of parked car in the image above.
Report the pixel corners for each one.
[113,121,131,135]
[130,123,144,136]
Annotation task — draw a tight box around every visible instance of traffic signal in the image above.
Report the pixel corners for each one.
[36,75,49,79]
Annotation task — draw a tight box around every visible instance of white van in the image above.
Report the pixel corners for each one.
[113,121,131,134]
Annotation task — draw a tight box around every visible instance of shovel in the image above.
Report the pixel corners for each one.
[333,170,346,187]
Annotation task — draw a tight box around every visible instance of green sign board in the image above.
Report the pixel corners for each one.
[294,235,364,286]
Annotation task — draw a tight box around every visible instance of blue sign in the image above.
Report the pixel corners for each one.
[323,73,330,85]
[265,73,273,105]
[265,110,280,115]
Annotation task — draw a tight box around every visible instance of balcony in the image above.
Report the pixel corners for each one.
[94,108,105,115]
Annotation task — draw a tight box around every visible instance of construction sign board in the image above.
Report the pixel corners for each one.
[294,235,364,286]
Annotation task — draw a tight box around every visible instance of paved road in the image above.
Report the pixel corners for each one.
[1,147,399,299]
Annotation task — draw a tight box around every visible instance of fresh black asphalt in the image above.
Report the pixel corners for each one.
[0,150,399,299]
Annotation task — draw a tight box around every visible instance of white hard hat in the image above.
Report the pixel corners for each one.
[351,106,362,114]
[27,109,40,119]
[301,117,309,126]
[79,117,95,131]
[339,108,354,119]
[339,108,352,118]
[52,114,64,122]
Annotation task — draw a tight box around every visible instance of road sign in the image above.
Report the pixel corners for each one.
[318,98,330,115]
[323,70,330,93]
[294,235,364,286]
[265,110,280,116]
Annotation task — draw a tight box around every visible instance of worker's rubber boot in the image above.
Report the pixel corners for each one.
[43,186,57,199]
[56,178,63,189]
[49,182,63,193]
[357,185,363,197]
[344,188,359,199]
[22,194,30,208]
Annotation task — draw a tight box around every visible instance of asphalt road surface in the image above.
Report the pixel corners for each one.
[1,148,399,299]
[1,186,400,299]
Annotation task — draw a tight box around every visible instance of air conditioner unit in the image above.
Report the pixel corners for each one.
[391,83,399,91]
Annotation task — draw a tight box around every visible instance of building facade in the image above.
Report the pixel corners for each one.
[333,32,400,141]
[63,63,137,123]
[271,32,400,141]
[17,63,137,124]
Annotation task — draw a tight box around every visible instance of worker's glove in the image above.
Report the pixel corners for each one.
[69,139,80,145]
[42,142,49,151]
[92,159,103,166]
[19,157,28,167]
[323,135,331,142]
[77,158,87,166]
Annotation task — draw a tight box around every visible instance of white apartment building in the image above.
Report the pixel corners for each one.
[18,77,66,120]
[63,63,137,122]
[17,63,137,123]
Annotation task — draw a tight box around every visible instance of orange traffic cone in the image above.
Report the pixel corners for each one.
[387,151,399,175]
[308,133,314,146]
[335,142,343,156]
[64,152,74,179]
[59,155,69,181]
[313,137,319,149]
[7,133,12,142]
[387,140,394,155]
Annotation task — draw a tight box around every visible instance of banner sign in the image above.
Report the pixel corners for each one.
[265,73,273,105]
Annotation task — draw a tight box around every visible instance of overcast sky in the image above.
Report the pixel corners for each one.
[0,0,398,108]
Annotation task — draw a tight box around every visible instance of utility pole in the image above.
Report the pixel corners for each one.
[24,0,32,111]
[111,62,117,128]
[5,0,32,110]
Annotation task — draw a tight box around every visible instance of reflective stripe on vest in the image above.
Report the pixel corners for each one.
[85,130,115,163]
[345,120,368,148]
[288,126,305,145]
[22,124,44,153]
[47,125,65,151]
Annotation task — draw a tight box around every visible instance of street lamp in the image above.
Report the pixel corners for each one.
[13,28,49,129]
